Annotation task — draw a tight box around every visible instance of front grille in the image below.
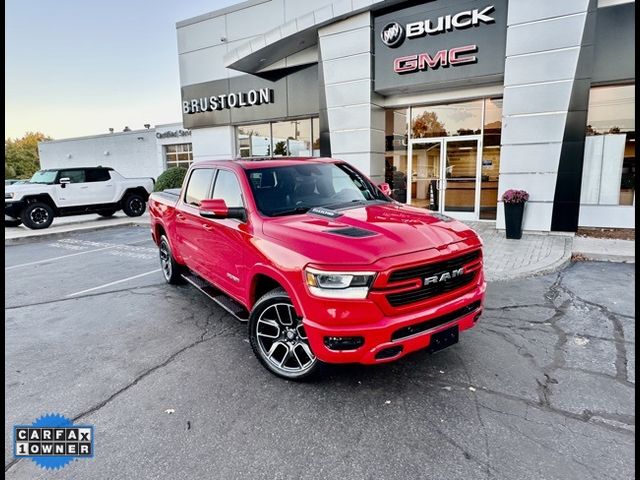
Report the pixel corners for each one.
[386,272,476,307]
[391,301,481,341]
[388,250,481,283]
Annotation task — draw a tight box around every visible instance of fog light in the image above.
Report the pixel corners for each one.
[324,336,364,351]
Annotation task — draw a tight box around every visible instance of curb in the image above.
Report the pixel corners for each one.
[5,221,150,246]
[571,251,635,263]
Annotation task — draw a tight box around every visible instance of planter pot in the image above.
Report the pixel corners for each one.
[504,202,525,239]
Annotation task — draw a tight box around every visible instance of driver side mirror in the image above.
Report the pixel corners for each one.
[377,182,391,196]
[59,177,70,188]
[199,199,246,221]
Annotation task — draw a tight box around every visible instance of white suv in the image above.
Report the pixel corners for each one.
[5,167,155,229]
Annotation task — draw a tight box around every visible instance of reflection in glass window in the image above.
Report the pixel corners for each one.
[410,99,483,138]
[312,118,320,156]
[236,119,320,158]
[581,85,635,206]
[213,170,243,208]
[165,143,193,169]
[237,123,271,157]
[271,119,312,157]
[480,98,502,219]
[384,109,408,203]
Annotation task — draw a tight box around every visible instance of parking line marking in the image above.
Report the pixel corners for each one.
[5,238,153,270]
[65,269,161,297]
[5,246,116,270]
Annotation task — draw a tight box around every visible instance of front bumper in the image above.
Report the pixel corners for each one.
[303,276,485,365]
[5,200,24,218]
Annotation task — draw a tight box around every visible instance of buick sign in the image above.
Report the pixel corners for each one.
[380,22,405,48]
[380,5,495,49]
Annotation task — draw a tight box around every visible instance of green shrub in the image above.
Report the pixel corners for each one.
[154,167,188,192]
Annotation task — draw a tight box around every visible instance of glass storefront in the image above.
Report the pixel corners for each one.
[385,98,503,220]
[581,84,635,206]
[237,118,320,158]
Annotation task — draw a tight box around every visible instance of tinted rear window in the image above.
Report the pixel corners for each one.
[184,169,215,206]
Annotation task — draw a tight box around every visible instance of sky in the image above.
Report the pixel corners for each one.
[5,0,242,140]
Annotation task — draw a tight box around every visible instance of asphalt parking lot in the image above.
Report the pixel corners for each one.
[4,225,635,479]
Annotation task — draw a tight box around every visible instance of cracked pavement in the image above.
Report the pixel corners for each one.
[4,226,635,479]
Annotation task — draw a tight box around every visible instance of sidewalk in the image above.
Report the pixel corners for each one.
[5,212,150,245]
[462,221,573,282]
[572,236,635,263]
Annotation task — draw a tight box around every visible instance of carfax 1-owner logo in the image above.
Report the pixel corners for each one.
[13,413,94,470]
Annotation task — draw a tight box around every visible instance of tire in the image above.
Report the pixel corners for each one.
[21,202,54,230]
[98,210,117,217]
[122,194,146,217]
[249,288,323,381]
[5,217,22,227]
[158,235,184,285]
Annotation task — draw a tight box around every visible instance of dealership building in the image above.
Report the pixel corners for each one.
[38,123,194,179]
[174,0,634,231]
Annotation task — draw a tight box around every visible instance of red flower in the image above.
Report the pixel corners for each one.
[501,189,529,204]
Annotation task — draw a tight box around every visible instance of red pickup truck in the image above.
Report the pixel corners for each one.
[149,157,485,380]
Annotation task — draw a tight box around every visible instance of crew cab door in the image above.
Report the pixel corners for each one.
[55,169,89,206]
[173,167,216,273]
[199,168,247,300]
[85,168,116,203]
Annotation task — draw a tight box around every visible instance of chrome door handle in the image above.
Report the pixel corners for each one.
[80,186,89,189]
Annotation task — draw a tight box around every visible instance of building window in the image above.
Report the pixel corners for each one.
[165,143,193,169]
[410,99,483,138]
[236,118,320,158]
[581,85,635,206]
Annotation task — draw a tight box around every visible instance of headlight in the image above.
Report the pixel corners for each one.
[5,192,15,199]
[304,268,376,299]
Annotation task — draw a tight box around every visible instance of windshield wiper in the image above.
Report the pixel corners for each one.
[270,206,311,217]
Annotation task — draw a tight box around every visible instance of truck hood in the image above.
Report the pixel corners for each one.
[5,183,50,195]
[262,202,479,266]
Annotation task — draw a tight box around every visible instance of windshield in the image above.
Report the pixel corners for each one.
[246,163,390,217]
[29,170,58,184]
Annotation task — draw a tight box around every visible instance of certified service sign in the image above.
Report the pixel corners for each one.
[14,413,94,470]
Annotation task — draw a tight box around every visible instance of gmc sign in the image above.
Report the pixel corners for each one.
[394,45,478,73]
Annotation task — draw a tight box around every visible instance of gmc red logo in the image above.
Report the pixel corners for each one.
[393,45,478,74]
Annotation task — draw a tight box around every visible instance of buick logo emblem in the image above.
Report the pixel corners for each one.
[381,22,405,48]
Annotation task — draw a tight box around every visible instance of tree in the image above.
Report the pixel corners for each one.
[273,140,288,156]
[5,132,52,179]
[411,111,446,138]
[154,166,188,192]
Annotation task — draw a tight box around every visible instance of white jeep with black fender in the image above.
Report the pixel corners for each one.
[5,166,154,229]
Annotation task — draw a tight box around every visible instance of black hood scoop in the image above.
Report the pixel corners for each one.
[325,227,377,238]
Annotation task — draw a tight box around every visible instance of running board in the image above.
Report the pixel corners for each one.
[181,272,249,322]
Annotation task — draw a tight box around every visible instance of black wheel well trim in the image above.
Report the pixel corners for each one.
[155,223,167,246]
[250,274,291,310]
[21,195,59,214]
[121,187,150,203]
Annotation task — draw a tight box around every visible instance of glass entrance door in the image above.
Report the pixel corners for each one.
[409,142,441,210]
[443,139,480,219]
[409,137,481,220]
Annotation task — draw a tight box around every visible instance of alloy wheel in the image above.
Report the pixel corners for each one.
[256,303,316,375]
[159,240,172,281]
[30,207,49,225]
